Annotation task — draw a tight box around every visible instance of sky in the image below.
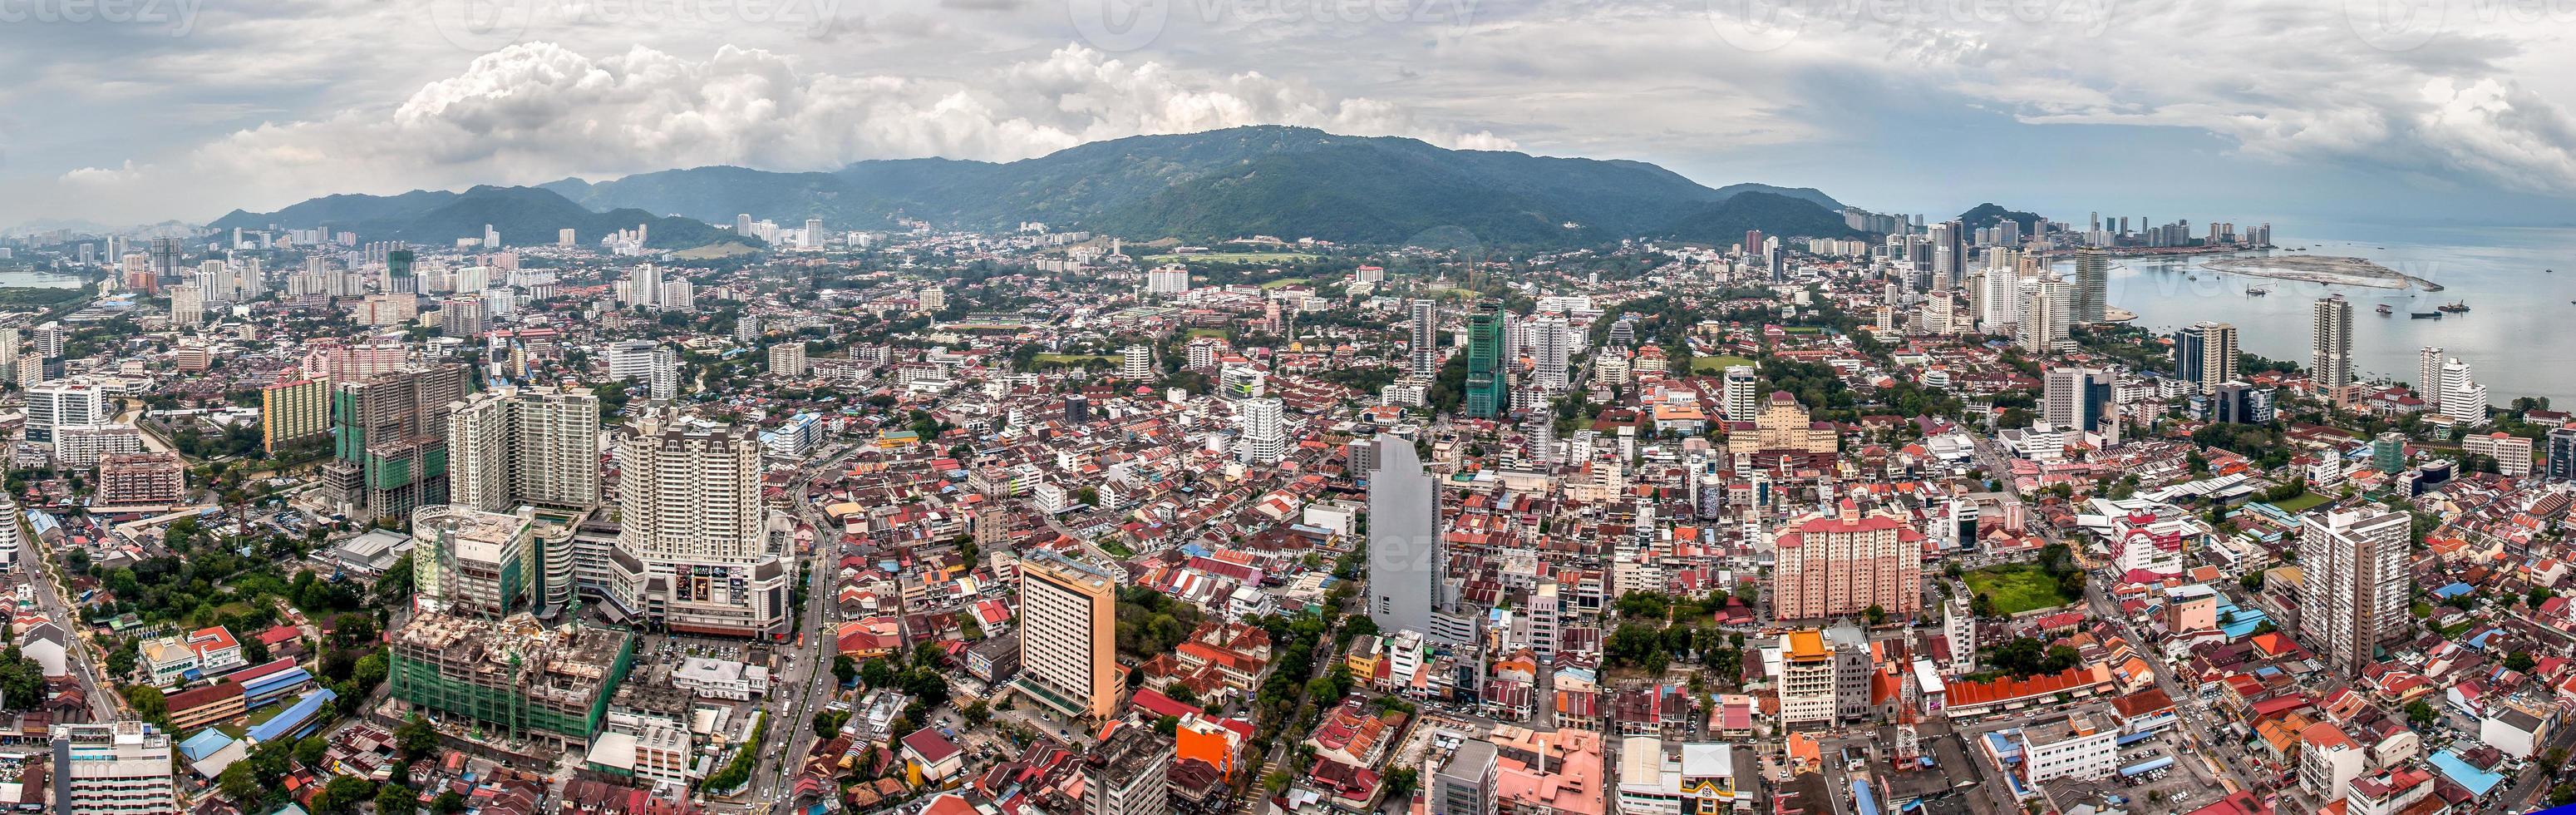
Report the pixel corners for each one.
[5,0,2575,232]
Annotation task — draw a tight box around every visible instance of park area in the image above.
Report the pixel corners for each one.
[1691,355,1759,373]
[1961,563,2083,615]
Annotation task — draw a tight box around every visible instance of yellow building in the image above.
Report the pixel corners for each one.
[1726,392,1839,457]
[1014,551,1122,724]
[261,377,331,453]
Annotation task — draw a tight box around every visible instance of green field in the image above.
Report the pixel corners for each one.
[1186,328,1230,339]
[1691,355,1760,373]
[1258,278,1312,289]
[1141,252,1318,264]
[2268,491,2332,513]
[1031,353,1116,365]
[1961,564,2082,615]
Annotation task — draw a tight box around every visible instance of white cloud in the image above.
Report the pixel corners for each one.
[76,42,1494,221]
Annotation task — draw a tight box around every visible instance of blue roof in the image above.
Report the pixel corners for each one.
[2467,630,2500,650]
[248,689,337,743]
[2429,749,2503,796]
[1852,779,1880,815]
[242,666,313,695]
[178,729,236,762]
[2434,582,2475,599]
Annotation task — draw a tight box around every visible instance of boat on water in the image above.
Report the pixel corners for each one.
[2437,301,2470,314]
[2377,304,2393,315]
[2246,287,2270,296]
[2411,312,2443,319]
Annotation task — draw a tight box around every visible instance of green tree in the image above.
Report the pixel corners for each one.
[2406,700,2436,727]
[375,783,417,815]
[217,762,263,805]
[121,685,168,727]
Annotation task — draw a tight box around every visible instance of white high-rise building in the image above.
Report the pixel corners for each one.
[2298,508,2411,676]
[168,284,204,327]
[1015,551,1121,724]
[1121,344,1154,381]
[1236,398,1287,466]
[649,347,682,402]
[1722,365,1759,421]
[25,381,106,446]
[769,343,808,378]
[50,721,175,815]
[2440,357,2489,424]
[2417,347,2444,413]
[1408,299,1439,378]
[1532,315,1574,392]
[2017,274,2073,353]
[609,412,786,638]
[447,384,602,513]
[2312,296,2354,393]
[1977,262,2022,334]
[606,340,658,380]
[1145,264,1191,295]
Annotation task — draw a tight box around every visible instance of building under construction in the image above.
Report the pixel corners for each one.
[388,610,636,748]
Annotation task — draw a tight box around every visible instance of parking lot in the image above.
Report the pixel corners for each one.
[2039,725,2228,814]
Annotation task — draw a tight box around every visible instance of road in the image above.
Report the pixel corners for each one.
[751,441,863,815]
[19,516,118,721]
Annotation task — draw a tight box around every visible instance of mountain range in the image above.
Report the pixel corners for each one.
[213,126,1869,250]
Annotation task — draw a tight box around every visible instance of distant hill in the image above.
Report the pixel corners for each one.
[223,126,1871,249]
[549,126,1869,247]
[1657,191,1867,244]
[1958,202,2044,234]
[211,185,751,250]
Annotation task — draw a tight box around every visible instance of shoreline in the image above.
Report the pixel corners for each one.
[2198,255,2443,291]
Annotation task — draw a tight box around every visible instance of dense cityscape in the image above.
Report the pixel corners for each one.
[0,193,2559,815]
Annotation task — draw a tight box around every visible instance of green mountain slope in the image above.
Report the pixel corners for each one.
[1657,191,1866,244]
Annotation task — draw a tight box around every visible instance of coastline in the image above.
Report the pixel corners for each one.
[2198,255,2444,291]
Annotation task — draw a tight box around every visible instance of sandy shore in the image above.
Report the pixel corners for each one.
[2200,255,2444,291]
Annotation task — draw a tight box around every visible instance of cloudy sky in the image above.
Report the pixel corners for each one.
[5,0,2575,232]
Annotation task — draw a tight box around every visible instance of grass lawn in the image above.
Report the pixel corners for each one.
[1781,326,1824,334]
[1141,251,1318,264]
[1691,354,1760,373]
[1961,564,2082,615]
[1031,353,1116,365]
[1187,328,1229,338]
[1256,277,1311,289]
[2268,491,2332,513]
[245,704,287,727]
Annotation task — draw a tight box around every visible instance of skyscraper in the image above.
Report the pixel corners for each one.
[319,364,471,520]
[1121,344,1154,381]
[446,384,602,513]
[2311,296,2354,393]
[2417,347,2444,413]
[1015,550,1121,724]
[1235,398,1286,466]
[2439,357,2489,423]
[2373,432,2407,475]
[2071,249,2109,324]
[1771,501,1925,621]
[1408,299,1439,378]
[2016,274,2073,353]
[2298,508,2411,676]
[2172,322,2239,394]
[608,412,786,639]
[2042,367,2118,442]
[649,348,682,401]
[1464,301,1508,419]
[1721,365,1760,421]
[1531,314,1573,393]
[2548,427,2576,481]
[1367,433,1463,643]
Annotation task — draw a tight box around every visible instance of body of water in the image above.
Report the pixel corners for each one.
[0,269,87,289]
[2052,225,2576,407]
